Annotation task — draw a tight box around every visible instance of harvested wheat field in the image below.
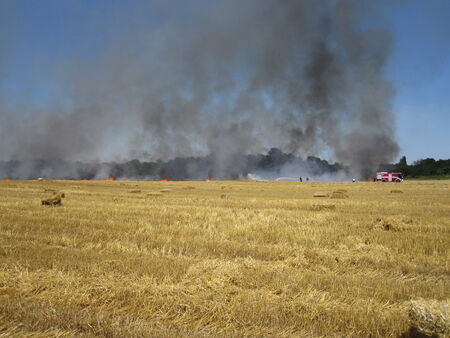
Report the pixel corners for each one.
[0,180,449,337]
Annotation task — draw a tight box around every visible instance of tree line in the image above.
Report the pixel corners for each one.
[1,150,448,180]
[395,156,450,178]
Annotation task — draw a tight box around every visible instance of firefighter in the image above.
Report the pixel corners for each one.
[299,177,303,182]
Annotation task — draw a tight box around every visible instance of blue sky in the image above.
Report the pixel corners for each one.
[1,0,449,163]
[384,0,450,162]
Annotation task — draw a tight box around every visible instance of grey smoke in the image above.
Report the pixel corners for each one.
[0,0,399,179]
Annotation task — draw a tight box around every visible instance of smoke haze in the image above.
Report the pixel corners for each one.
[0,0,399,179]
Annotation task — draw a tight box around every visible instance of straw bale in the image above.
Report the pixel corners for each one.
[406,299,450,337]
[313,192,328,198]
[41,192,65,206]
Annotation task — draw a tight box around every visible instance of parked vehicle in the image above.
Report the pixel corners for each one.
[375,172,403,182]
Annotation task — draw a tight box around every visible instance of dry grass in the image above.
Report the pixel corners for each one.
[309,204,336,211]
[0,180,449,337]
[146,192,163,198]
[330,191,348,199]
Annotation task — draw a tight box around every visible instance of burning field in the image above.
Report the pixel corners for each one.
[0,179,449,336]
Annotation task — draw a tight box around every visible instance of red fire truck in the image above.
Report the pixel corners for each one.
[375,172,403,182]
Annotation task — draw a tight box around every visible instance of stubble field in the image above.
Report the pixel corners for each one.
[0,179,449,337]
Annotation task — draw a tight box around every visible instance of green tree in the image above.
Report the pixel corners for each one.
[397,156,409,176]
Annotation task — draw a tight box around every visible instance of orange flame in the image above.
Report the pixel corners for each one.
[160,179,168,182]
[107,177,115,181]
[204,178,210,182]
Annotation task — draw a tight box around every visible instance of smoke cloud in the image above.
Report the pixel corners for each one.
[0,0,398,179]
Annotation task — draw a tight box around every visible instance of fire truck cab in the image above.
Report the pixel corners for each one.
[376,172,403,182]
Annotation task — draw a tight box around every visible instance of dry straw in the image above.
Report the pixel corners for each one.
[335,189,348,193]
[330,191,348,199]
[309,204,336,211]
[146,192,163,197]
[373,218,402,231]
[406,299,450,337]
[1,179,448,337]
[41,192,65,206]
[43,188,56,193]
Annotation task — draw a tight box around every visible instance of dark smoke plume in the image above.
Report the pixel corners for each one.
[0,149,346,181]
[0,0,398,179]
